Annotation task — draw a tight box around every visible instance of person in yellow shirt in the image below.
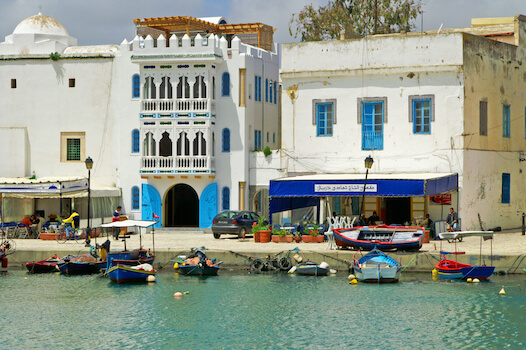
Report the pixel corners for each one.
[63,209,80,238]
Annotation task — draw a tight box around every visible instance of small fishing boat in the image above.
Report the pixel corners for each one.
[26,255,61,273]
[175,249,220,276]
[57,254,106,275]
[333,225,424,251]
[106,263,156,284]
[296,261,330,276]
[435,231,495,280]
[353,247,401,283]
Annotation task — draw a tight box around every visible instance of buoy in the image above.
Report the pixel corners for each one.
[499,287,506,295]
[349,278,358,284]
[184,291,190,295]
[432,269,438,276]
[330,269,337,274]
[24,277,28,279]
[466,278,473,283]
[319,262,329,269]
[174,292,183,298]
[173,262,179,269]
[347,274,356,281]
[288,266,297,274]
[472,278,480,283]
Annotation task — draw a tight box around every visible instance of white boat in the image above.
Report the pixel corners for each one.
[353,247,402,283]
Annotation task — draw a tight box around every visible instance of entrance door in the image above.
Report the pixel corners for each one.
[165,184,199,227]
[385,197,411,225]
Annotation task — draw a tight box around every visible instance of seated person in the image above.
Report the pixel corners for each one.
[21,216,32,227]
[422,214,433,228]
[367,211,380,225]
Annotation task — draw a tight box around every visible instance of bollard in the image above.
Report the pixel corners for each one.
[523,213,525,236]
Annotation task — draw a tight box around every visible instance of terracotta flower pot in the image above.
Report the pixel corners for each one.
[272,235,280,243]
[294,236,302,243]
[259,230,271,243]
[303,235,324,243]
[272,235,294,243]
[254,231,261,242]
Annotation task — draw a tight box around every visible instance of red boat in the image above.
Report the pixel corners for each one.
[26,255,61,273]
[435,258,495,280]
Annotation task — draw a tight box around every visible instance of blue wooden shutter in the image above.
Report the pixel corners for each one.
[142,184,162,227]
[132,74,140,98]
[199,183,218,228]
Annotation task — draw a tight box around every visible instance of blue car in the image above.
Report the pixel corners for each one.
[211,211,260,239]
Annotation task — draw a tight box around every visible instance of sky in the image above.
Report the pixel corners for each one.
[0,0,525,46]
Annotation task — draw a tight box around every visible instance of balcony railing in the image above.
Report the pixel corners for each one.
[362,130,383,150]
[141,98,214,116]
[140,155,215,174]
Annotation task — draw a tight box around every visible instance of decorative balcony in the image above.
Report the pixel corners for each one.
[140,98,216,118]
[362,130,383,151]
[140,155,215,174]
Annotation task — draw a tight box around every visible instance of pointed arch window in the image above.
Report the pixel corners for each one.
[193,131,207,156]
[222,187,230,210]
[131,186,140,210]
[144,77,156,99]
[132,129,140,153]
[143,131,156,156]
[222,72,230,96]
[212,77,216,99]
[177,76,190,99]
[222,128,230,152]
[160,76,172,99]
[177,132,190,156]
[132,74,140,98]
[193,75,207,98]
[159,131,173,157]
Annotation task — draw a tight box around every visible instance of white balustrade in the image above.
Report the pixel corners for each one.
[141,156,213,173]
[141,98,211,114]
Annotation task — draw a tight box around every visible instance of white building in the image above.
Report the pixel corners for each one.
[276,15,526,230]
[0,13,279,229]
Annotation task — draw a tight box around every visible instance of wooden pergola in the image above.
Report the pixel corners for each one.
[133,16,274,51]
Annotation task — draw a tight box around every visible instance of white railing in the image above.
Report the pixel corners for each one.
[140,156,214,173]
[141,98,211,114]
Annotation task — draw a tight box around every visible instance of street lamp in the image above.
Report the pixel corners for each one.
[84,156,93,247]
[358,155,374,225]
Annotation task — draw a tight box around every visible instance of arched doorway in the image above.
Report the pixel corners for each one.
[165,184,199,227]
[252,189,269,219]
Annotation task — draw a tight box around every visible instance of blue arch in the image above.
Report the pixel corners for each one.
[222,187,230,210]
[142,184,162,228]
[222,128,230,152]
[132,74,140,98]
[199,183,217,228]
[221,72,230,96]
[131,186,140,210]
[132,129,140,153]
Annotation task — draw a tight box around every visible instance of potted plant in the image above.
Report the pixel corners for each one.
[252,217,271,243]
[293,230,302,243]
[272,228,293,243]
[302,225,324,243]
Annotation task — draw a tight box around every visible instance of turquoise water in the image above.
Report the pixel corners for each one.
[1,270,525,349]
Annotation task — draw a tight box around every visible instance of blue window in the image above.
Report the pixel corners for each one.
[273,81,277,104]
[503,104,510,138]
[222,187,230,210]
[273,132,276,144]
[255,76,262,102]
[502,173,510,204]
[361,101,384,150]
[132,74,140,98]
[413,99,431,134]
[316,103,333,137]
[131,186,140,210]
[265,79,269,102]
[254,130,262,150]
[132,129,140,153]
[269,81,273,104]
[266,132,269,143]
[222,128,230,152]
[222,72,230,96]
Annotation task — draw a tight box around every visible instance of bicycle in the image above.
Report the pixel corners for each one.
[55,226,85,244]
[1,229,16,255]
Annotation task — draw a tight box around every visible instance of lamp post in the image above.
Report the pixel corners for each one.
[85,157,93,247]
[358,155,374,225]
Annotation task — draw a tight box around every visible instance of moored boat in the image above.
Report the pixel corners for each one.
[353,247,401,283]
[107,263,156,284]
[296,261,329,276]
[26,255,61,273]
[175,249,219,276]
[57,254,106,275]
[333,225,424,251]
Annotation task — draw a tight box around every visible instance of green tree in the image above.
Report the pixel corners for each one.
[290,0,422,42]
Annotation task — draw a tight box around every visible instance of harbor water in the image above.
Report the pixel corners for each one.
[1,270,525,349]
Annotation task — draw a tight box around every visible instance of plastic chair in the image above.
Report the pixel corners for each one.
[17,223,30,239]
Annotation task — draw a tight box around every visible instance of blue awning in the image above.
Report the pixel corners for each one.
[269,173,458,198]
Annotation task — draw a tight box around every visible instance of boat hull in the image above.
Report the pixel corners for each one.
[107,264,156,284]
[57,261,105,275]
[296,263,329,276]
[178,265,219,276]
[26,261,59,273]
[435,259,495,280]
[354,266,400,283]
[333,225,424,251]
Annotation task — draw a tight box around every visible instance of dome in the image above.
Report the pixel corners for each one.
[13,12,69,36]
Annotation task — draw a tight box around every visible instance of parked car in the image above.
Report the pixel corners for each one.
[211,210,260,239]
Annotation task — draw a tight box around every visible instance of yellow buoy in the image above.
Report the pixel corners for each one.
[432,269,438,276]
[466,278,473,283]
[472,278,480,283]
[349,278,358,284]
[173,262,179,269]
[174,292,183,298]
[146,275,156,282]
[499,287,506,295]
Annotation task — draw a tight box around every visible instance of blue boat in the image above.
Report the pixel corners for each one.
[107,263,156,284]
[333,225,424,251]
[353,247,402,283]
[296,261,329,276]
[57,255,106,275]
